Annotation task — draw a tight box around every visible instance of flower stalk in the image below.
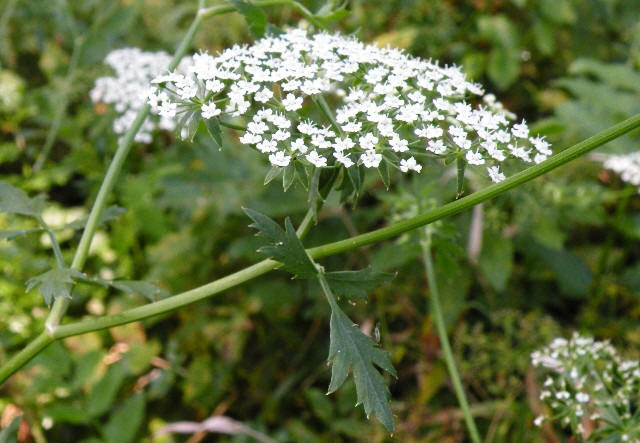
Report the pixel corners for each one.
[421,226,480,443]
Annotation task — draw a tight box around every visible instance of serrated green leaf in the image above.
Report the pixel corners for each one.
[244,208,317,278]
[26,267,75,306]
[327,304,396,431]
[0,228,44,241]
[0,181,46,217]
[325,267,394,301]
[111,280,169,302]
[62,206,126,230]
[230,0,267,38]
[204,117,223,148]
[314,1,349,28]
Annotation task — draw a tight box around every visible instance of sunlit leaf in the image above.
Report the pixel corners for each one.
[26,267,75,306]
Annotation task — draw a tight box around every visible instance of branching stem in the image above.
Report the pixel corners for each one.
[3,114,640,384]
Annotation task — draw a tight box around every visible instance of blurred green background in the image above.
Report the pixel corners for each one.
[1,0,640,441]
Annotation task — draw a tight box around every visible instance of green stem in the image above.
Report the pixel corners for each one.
[0,333,53,384]
[4,106,640,384]
[307,114,640,259]
[44,3,206,333]
[33,36,84,172]
[200,0,323,28]
[421,227,481,443]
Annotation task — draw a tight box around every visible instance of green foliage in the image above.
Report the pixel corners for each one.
[326,302,396,432]
[244,207,317,278]
[324,267,395,301]
[2,0,640,441]
[231,0,268,38]
[0,181,46,218]
[25,268,75,306]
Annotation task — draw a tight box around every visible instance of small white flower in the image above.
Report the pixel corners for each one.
[342,121,362,132]
[575,392,590,403]
[466,151,485,165]
[399,157,422,173]
[255,87,274,103]
[533,416,544,427]
[359,133,379,150]
[239,132,261,144]
[273,129,290,141]
[269,151,291,167]
[427,139,446,155]
[257,139,278,153]
[248,121,269,135]
[360,149,382,168]
[487,166,505,183]
[512,119,529,138]
[306,150,327,167]
[205,79,225,93]
[334,151,354,167]
[389,137,409,153]
[291,138,309,153]
[334,137,355,152]
[282,93,303,111]
[201,102,221,119]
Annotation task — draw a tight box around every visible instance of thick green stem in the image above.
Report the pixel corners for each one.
[421,227,481,443]
[44,3,206,333]
[0,333,53,384]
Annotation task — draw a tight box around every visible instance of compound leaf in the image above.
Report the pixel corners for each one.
[325,267,394,301]
[111,280,169,302]
[244,208,317,278]
[26,268,75,306]
[0,228,44,241]
[0,181,46,218]
[63,206,126,230]
[230,0,267,38]
[327,304,396,431]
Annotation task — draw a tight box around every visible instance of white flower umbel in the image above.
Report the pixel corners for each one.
[531,333,640,439]
[148,28,551,181]
[602,152,640,187]
[90,48,190,143]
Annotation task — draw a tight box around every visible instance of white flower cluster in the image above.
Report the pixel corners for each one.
[531,333,640,439]
[603,152,640,187]
[148,28,551,182]
[90,48,189,143]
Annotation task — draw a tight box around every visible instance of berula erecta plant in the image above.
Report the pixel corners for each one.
[2,1,640,440]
